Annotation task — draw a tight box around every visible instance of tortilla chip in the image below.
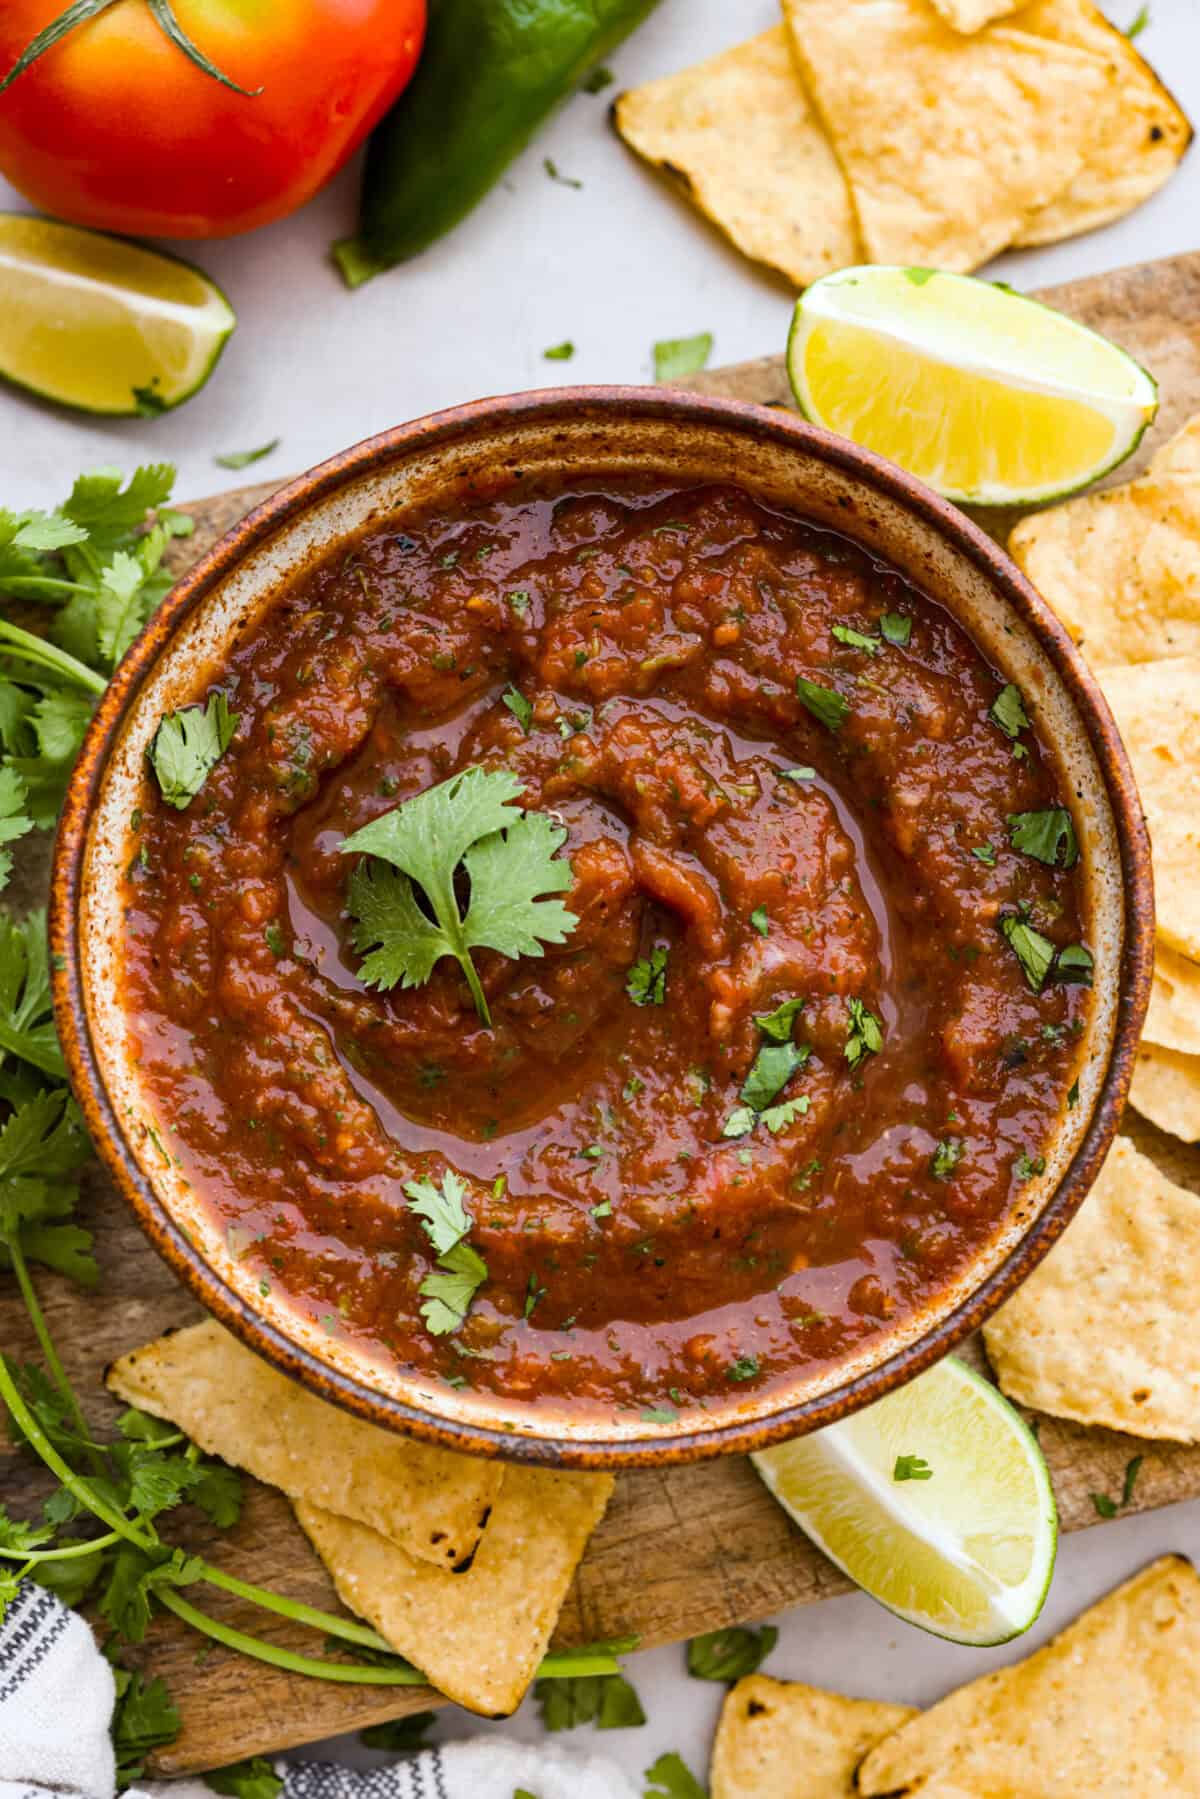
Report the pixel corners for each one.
[781,0,1112,270]
[295,1464,614,1716]
[1152,411,1200,478]
[858,1557,1200,1795]
[1100,658,1200,959]
[710,1674,916,1798]
[106,1320,501,1569]
[613,28,862,290]
[928,0,1022,31]
[1013,0,1192,247]
[982,1136,1200,1438]
[1145,942,1200,1057]
[1010,475,1200,667]
[1129,1042,1200,1143]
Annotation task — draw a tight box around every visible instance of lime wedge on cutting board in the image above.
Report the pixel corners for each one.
[0,215,235,416]
[787,265,1156,506]
[751,1355,1057,1645]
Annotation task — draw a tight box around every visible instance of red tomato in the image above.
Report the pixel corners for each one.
[0,0,425,238]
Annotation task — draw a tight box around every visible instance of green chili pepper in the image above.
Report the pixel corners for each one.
[333,0,661,285]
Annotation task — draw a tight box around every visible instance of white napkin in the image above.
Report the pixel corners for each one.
[0,1582,640,1799]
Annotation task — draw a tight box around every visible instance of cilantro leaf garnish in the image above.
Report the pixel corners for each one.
[754,995,806,1043]
[761,1095,810,1134]
[781,766,815,783]
[931,1137,963,1181]
[972,842,997,867]
[1008,807,1078,869]
[627,943,669,1006]
[502,686,533,733]
[687,1623,777,1683]
[721,1106,757,1140]
[1057,943,1094,985]
[343,767,576,1028]
[832,623,878,654]
[1014,1151,1045,1182]
[749,905,769,936]
[0,768,33,892]
[796,676,850,733]
[989,683,1030,741]
[214,441,280,472]
[999,914,1055,992]
[727,1356,759,1382]
[404,1169,473,1257]
[880,612,911,647]
[893,1454,933,1481]
[404,1171,489,1335]
[149,691,237,810]
[741,1041,808,1112]
[644,1751,708,1799]
[112,1669,182,1785]
[653,333,713,383]
[536,1669,646,1731]
[844,997,883,1068]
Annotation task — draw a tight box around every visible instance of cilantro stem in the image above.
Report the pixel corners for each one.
[156,1589,432,1684]
[6,1235,106,1478]
[537,1637,639,1678]
[0,622,106,695]
[197,1565,400,1653]
[0,1530,120,1563]
[0,1353,152,1545]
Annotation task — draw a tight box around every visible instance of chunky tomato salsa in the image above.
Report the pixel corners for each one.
[121,480,1089,1419]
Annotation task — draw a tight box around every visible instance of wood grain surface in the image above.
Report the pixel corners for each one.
[5,250,1200,1773]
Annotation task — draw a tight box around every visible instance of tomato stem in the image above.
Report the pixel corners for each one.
[0,0,262,99]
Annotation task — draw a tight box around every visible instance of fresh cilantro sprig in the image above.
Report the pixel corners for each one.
[535,1668,646,1730]
[343,767,577,1027]
[149,691,238,810]
[722,1004,811,1139]
[403,1171,489,1335]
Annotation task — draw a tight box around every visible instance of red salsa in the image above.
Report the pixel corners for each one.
[121,480,1089,1419]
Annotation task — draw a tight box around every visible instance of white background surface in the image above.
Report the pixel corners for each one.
[3,0,1200,1786]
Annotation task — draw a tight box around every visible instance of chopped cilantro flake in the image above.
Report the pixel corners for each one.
[653,333,713,383]
[1057,943,1094,986]
[832,623,878,654]
[626,943,669,1006]
[972,843,997,867]
[893,1454,933,1481]
[990,683,1030,741]
[727,1356,759,1382]
[502,686,533,733]
[931,1137,963,1181]
[754,995,806,1043]
[149,691,237,810]
[796,676,850,733]
[999,914,1055,993]
[1008,807,1078,869]
[749,905,769,937]
[844,997,883,1068]
[880,612,912,647]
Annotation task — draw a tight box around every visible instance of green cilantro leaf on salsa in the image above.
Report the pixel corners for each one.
[831,623,878,654]
[880,612,912,647]
[644,1752,708,1799]
[893,1454,933,1481]
[761,1095,810,1134]
[972,843,997,867]
[844,997,883,1068]
[741,1040,809,1112]
[754,995,806,1042]
[989,683,1030,741]
[687,1623,778,1683]
[149,690,238,811]
[999,914,1055,992]
[1057,943,1094,985]
[404,1169,473,1257]
[721,1105,757,1140]
[749,905,769,936]
[728,1356,759,1382]
[653,333,713,383]
[403,1171,488,1335]
[343,767,576,1028]
[502,686,533,733]
[796,676,850,733]
[1008,807,1078,869]
[931,1137,963,1181]
[781,766,816,783]
[627,943,669,1006]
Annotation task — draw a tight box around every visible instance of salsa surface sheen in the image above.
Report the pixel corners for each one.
[121,479,1088,1420]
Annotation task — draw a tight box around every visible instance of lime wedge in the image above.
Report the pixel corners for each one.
[0,215,235,416]
[751,1356,1056,1645]
[787,266,1156,505]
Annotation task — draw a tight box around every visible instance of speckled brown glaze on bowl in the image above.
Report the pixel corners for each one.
[50,389,1154,1468]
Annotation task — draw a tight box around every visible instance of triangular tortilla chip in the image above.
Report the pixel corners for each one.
[858,1558,1200,1795]
[295,1463,614,1716]
[929,0,1022,30]
[106,1320,501,1569]
[1010,474,1200,667]
[1145,942,1200,1057]
[983,1136,1200,1438]
[1130,1041,1200,1143]
[1012,0,1191,246]
[1099,658,1200,959]
[711,1674,916,1798]
[613,28,862,289]
[781,0,1112,270]
[1152,411,1200,478]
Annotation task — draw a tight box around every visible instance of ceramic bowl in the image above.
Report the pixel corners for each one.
[50,388,1153,1467]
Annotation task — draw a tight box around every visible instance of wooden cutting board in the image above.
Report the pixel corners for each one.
[5,249,1200,1774]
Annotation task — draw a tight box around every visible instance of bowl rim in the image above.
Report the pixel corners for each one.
[49,384,1155,1469]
